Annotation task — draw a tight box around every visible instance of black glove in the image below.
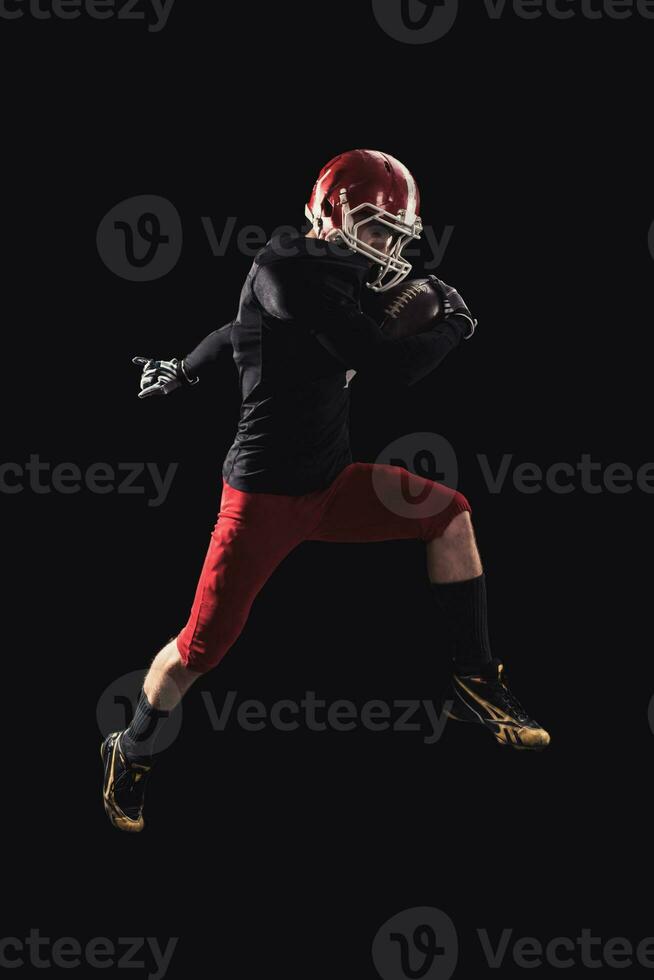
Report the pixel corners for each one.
[132,357,199,399]
[428,276,478,339]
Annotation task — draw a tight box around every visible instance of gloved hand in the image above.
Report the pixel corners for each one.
[132,357,199,398]
[428,277,478,339]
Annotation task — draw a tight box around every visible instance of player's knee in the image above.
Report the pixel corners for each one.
[177,643,227,675]
[185,654,223,675]
[175,621,243,675]
[441,502,473,539]
[452,490,471,513]
[423,490,471,541]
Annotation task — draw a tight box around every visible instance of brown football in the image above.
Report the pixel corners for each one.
[364,277,442,339]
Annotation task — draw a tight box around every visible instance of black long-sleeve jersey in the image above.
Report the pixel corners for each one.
[184,231,468,495]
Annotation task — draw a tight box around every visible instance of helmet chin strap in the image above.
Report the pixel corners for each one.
[304,203,323,237]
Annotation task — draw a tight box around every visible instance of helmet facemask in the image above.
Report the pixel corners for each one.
[329,192,423,292]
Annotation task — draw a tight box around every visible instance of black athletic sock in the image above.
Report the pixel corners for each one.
[431,573,493,675]
[120,689,170,764]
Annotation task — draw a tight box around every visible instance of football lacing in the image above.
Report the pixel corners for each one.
[384,282,428,319]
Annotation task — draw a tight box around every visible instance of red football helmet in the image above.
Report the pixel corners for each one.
[305,149,423,292]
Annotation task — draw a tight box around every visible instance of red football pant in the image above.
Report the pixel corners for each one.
[176,462,471,673]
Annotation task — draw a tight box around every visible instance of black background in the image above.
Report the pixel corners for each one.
[2,1,653,977]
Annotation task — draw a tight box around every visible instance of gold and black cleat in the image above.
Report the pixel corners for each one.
[101,732,152,832]
[443,660,550,751]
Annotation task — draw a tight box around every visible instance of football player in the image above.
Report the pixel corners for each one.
[102,149,549,833]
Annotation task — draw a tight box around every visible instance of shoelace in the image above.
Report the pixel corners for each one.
[113,767,150,817]
[491,680,530,722]
[115,764,150,794]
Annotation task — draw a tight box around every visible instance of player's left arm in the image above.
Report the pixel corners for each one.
[183,320,234,377]
[132,321,234,399]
